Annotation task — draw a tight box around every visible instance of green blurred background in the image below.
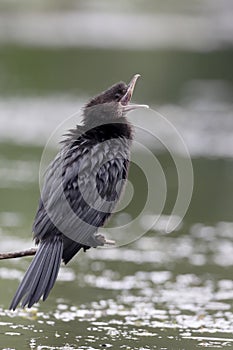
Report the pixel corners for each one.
[0,1,233,349]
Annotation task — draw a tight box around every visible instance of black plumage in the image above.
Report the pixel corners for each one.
[9,74,148,310]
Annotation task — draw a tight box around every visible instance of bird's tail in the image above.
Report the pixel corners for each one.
[9,236,63,310]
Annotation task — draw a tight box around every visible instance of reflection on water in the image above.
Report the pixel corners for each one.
[1,221,233,349]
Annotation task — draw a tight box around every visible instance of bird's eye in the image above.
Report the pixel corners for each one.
[114,92,122,100]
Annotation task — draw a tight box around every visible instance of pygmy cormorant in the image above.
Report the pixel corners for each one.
[10,74,148,310]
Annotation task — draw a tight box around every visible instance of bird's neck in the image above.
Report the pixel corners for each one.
[63,117,133,147]
[83,117,133,141]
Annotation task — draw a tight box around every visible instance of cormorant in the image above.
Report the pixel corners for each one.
[10,74,148,310]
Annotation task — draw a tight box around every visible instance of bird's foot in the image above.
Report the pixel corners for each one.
[89,234,115,247]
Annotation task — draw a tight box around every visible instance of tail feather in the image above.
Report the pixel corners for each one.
[31,241,58,304]
[22,241,53,308]
[9,236,63,310]
[43,241,63,301]
[9,244,47,310]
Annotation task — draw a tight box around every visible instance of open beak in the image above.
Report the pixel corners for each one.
[120,74,149,113]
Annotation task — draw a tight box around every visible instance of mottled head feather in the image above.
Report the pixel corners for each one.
[85,82,128,109]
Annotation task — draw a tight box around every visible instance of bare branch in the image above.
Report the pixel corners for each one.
[104,239,116,245]
[0,238,115,261]
[0,248,37,260]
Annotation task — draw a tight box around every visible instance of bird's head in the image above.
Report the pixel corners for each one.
[83,74,149,123]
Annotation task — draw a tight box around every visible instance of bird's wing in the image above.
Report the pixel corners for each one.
[33,139,129,247]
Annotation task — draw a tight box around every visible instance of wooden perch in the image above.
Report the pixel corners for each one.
[0,248,37,260]
[0,238,115,260]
